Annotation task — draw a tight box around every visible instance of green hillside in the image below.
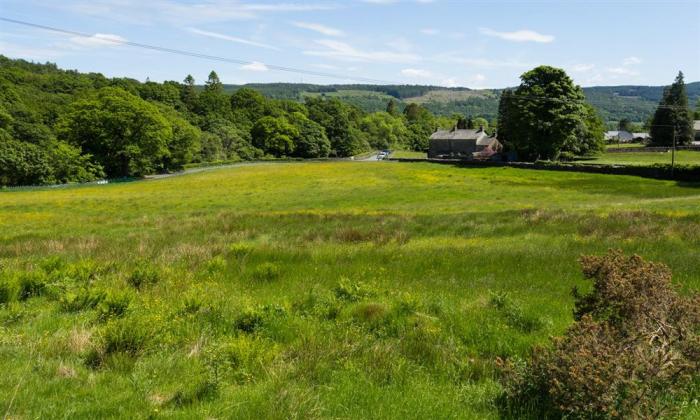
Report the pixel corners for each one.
[221,82,700,124]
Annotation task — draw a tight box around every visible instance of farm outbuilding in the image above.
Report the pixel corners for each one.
[604,130,634,143]
[428,127,502,160]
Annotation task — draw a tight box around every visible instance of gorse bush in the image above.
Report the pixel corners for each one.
[499,250,700,419]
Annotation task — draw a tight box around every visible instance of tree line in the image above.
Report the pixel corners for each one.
[496,66,697,160]
[0,56,467,186]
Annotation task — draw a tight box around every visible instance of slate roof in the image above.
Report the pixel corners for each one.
[604,130,634,140]
[430,129,486,141]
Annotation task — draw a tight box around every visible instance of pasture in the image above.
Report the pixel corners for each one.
[1,161,699,418]
[577,149,700,166]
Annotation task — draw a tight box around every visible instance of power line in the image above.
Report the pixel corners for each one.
[0,17,394,85]
[1,17,694,113]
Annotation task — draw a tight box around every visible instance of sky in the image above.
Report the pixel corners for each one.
[0,0,699,88]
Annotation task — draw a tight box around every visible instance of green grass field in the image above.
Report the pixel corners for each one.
[577,150,700,166]
[389,150,427,159]
[1,161,699,418]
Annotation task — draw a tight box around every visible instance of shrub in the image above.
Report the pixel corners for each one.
[251,262,280,282]
[499,251,700,419]
[127,262,160,290]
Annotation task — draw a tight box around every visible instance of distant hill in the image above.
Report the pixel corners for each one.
[220,82,700,124]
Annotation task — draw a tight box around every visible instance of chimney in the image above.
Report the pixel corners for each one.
[479,125,484,132]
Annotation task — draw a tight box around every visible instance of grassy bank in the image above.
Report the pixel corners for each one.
[1,161,699,418]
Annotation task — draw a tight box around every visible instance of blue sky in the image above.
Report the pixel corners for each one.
[1,0,698,88]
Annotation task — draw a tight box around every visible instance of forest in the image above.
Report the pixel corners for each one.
[0,56,462,186]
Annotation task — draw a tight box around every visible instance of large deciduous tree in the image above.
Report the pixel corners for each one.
[58,87,172,177]
[287,112,331,158]
[251,116,297,157]
[649,71,693,146]
[497,66,604,161]
[360,111,408,150]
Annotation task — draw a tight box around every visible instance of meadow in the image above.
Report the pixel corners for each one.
[1,161,699,418]
[576,150,700,166]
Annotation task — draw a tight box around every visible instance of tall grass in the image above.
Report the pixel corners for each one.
[0,161,698,418]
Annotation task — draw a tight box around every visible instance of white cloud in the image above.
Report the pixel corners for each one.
[0,41,64,60]
[472,73,486,82]
[362,0,399,4]
[69,33,127,47]
[187,28,279,50]
[241,61,269,71]
[435,54,532,69]
[61,1,338,25]
[623,56,641,65]
[401,68,433,78]
[385,37,413,52]
[303,39,420,63]
[607,67,639,76]
[292,21,344,37]
[479,27,554,43]
[420,28,439,35]
[571,63,595,72]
